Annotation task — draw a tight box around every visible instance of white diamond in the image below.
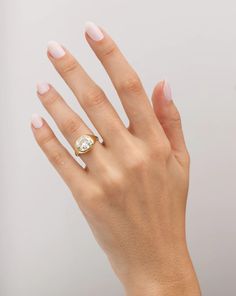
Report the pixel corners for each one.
[75,135,94,152]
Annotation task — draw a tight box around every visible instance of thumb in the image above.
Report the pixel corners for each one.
[152,80,189,167]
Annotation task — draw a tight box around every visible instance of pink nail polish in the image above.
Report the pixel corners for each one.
[47,41,65,59]
[85,21,104,41]
[37,82,50,95]
[31,113,43,129]
[163,80,172,101]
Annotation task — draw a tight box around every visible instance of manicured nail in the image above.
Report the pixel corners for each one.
[31,113,43,129]
[163,80,172,101]
[85,21,104,41]
[37,82,50,95]
[47,41,65,59]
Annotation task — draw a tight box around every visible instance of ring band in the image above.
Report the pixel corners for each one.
[74,134,99,156]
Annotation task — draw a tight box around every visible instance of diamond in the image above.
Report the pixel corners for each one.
[75,135,94,153]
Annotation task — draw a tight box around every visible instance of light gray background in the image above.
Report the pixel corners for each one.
[1,0,236,295]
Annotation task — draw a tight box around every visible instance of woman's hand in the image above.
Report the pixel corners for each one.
[31,22,201,295]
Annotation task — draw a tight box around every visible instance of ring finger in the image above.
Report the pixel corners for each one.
[36,82,105,169]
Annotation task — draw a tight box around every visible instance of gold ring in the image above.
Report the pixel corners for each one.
[74,134,99,156]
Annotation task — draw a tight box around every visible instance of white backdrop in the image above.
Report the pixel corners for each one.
[1,0,236,295]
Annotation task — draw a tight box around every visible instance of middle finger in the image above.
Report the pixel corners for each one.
[47,41,129,146]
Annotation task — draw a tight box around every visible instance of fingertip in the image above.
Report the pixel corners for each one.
[31,113,44,129]
[153,80,165,97]
[36,81,50,95]
[84,21,94,32]
[163,80,172,101]
[84,21,104,42]
[47,40,66,59]
[152,80,173,106]
[152,80,165,107]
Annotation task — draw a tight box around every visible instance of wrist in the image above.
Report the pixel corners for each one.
[123,249,201,296]
[125,274,201,296]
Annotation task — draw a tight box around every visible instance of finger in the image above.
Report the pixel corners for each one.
[36,82,105,169]
[31,114,88,192]
[46,41,128,145]
[151,81,190,166]
[85,22,162,137]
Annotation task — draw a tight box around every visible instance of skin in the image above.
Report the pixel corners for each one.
[32,28,201,295]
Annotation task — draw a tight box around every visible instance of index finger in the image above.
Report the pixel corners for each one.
[85,22,164,139]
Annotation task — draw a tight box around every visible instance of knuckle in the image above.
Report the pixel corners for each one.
[146,137,172,161]
[118,75,143,94]
[49,151,66,167]
[83,87,106,110]
[37,132,55,148]
[59,56,78,75]
[183,150,191,166]
[101,171,124,194]
[162,109,182,130]
[125,150,149,171]
[170,109,182,126]
[41,91,59,108]
[100,42,117,58]
[153,141,172,159]
[62,117,83,136]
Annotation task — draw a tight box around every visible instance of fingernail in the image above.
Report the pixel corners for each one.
[37,82,50,95]
[47,41,65,59]
[163,80,172,101]
[85,21,104,41]
[31,113,43,129]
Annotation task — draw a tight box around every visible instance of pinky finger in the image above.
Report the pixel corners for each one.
[31,114,87,193]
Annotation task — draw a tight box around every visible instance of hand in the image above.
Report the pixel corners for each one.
[31,22,201,295]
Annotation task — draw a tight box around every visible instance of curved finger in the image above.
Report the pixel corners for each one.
[31,114,88,192]
[36,82,105,169]
[151,80,190,166]
[46,41,128,145]
[85,22,162,137]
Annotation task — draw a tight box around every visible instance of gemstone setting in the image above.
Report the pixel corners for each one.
[75,135,96,154]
